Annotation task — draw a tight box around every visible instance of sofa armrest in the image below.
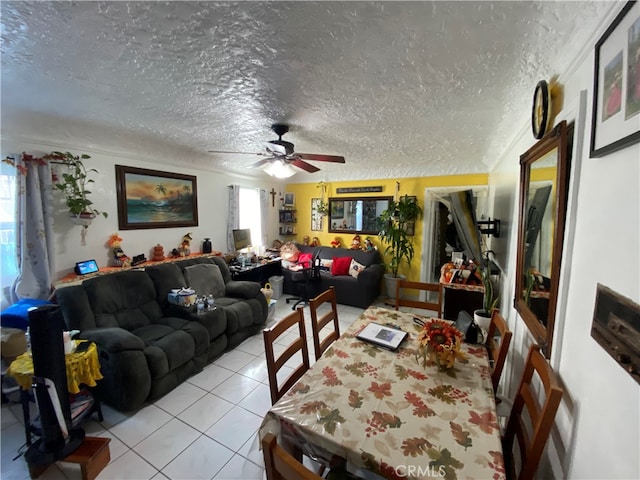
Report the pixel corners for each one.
[225,280,261,299]
[357,263,385,283]
[78,327,145,353]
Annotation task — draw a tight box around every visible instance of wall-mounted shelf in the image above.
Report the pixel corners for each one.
[279,209,296,236]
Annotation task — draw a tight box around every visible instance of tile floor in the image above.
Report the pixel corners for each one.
[1,297,377,480]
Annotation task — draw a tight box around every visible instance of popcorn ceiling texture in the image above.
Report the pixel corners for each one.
[1,1,616,181]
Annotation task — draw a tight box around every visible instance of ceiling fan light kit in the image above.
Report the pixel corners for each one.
[263,159,297,179]
[208,123,345,177]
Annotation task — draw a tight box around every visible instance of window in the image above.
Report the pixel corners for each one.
[0,161,17,306]
[238,187,262,247]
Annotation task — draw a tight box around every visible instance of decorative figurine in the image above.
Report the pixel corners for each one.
[152,244,165,262]
[311,237,321,247]
[330,237,342,248]
[302,235,310,246]
[108,233,131,268]
[178,232,193,257]
[364,237,376,252]
[350,234,361,250]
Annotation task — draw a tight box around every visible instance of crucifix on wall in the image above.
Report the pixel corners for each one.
[269,188,276,207]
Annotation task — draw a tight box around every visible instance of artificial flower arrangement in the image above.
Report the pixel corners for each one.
[416,319,467,369]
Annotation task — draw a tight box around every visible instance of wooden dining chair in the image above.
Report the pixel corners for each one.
[486,309,513,393]
[502,344,564,480]
[309,286,340,361]
[262,433,323,480]
[394,279,442,317]
[263,307,311,405]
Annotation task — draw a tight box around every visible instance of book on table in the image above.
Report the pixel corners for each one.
[356,322,408,351]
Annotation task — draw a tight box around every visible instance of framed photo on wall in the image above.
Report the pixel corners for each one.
[590,1,640,157]
[115,165,198,230]
[311,198,323,231]
[284,192,295,207]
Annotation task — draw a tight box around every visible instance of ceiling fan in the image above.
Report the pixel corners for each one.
[208,124,345,177]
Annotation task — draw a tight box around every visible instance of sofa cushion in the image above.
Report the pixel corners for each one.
[349,259,366,278]
[319,258,333,272]
[331,256,352,276]
[297,253,313,268]
[184,264,225,298]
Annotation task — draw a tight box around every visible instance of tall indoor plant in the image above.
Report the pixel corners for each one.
[377,195,423,299]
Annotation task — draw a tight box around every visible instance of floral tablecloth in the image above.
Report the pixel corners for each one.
[259,306,505,480]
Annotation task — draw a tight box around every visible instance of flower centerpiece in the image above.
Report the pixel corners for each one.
[416,319,466,369]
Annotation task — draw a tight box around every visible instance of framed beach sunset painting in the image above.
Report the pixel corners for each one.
[115,165,198,230]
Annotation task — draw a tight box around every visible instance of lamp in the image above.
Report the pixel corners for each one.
[263,160,296,179]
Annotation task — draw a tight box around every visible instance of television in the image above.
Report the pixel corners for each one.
[232,228,252,252]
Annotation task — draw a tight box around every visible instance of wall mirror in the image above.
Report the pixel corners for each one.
[328,196,392,234]
[514,120,573,358]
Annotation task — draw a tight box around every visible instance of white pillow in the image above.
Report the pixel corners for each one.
[349,259,366,278]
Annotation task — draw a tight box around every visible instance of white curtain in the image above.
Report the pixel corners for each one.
[227,185,240,252]
[260,188,268,247]
[12,156,56,301]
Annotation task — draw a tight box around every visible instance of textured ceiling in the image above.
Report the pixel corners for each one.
[1,1,617,182]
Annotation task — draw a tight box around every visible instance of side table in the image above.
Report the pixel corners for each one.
[7,341,104,446]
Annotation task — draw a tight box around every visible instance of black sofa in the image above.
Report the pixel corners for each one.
[282,244,385,308]
[55,256,267,411]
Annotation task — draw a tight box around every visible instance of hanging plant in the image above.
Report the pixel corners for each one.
[315,181,329,216]
[51,151,108,219]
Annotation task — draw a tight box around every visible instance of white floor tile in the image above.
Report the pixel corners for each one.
[109,404,173,448]
[237,432,265,468]
[162,435,234,480]
[213,349,256,372]
[187,363,234,392]
[153,381,206,416]
[236,335,265,356]
[238,383,272,417]
[134,418,200,470]
[213,374,260,404]
[214,453,264,479]
[177,393,234,432]
[205,406,263,452]
[238,356,268,383]
[99,449,158,479]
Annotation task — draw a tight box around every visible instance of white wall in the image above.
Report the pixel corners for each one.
[0,138,284,280]
[488,6,640,479]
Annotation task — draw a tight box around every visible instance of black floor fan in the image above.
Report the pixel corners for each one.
[24,304,85,465]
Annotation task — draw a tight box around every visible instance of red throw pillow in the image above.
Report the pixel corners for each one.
[331,256,352,276]
[297,253,313,268]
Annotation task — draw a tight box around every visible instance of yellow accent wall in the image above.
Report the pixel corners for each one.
[284,174,487,280]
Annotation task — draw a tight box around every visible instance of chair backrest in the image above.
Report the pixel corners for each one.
[262,433,323,480]
[395,280,442,317]
[502,344,564,480]
[309,286,340,361]
[486,309,513,392]
[263,307,310,405]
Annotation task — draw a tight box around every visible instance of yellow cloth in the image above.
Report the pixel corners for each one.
[7,341,103,394]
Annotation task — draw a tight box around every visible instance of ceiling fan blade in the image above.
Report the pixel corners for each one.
[207,150,270,156]
[252,158,278,168]
[291,158,321,173]
[297,153,346,163]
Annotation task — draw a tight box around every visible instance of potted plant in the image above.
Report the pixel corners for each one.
[51,151,108,225]
[377,195,423,299]
[473,251,500,331]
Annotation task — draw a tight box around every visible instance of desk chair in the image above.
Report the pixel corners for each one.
[486,309,512,393]
[309,287,340,361]
[394,280,442,317]
[502,344,563,480]
[263,307,310,405]
[286,258,322,310]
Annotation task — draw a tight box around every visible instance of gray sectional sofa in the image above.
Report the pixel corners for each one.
[55,256,267,412]
[281,244,385,308]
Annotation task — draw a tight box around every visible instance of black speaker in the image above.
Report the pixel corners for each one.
[25,305,84,466]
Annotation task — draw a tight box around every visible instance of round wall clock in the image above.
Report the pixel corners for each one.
[532,80,551,139]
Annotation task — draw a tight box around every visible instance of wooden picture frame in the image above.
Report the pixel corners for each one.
[590,1,640,157]
[311,198,324,231]
[115,165,198,230]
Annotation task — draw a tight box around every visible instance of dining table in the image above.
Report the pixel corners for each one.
[258,305,505,480]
